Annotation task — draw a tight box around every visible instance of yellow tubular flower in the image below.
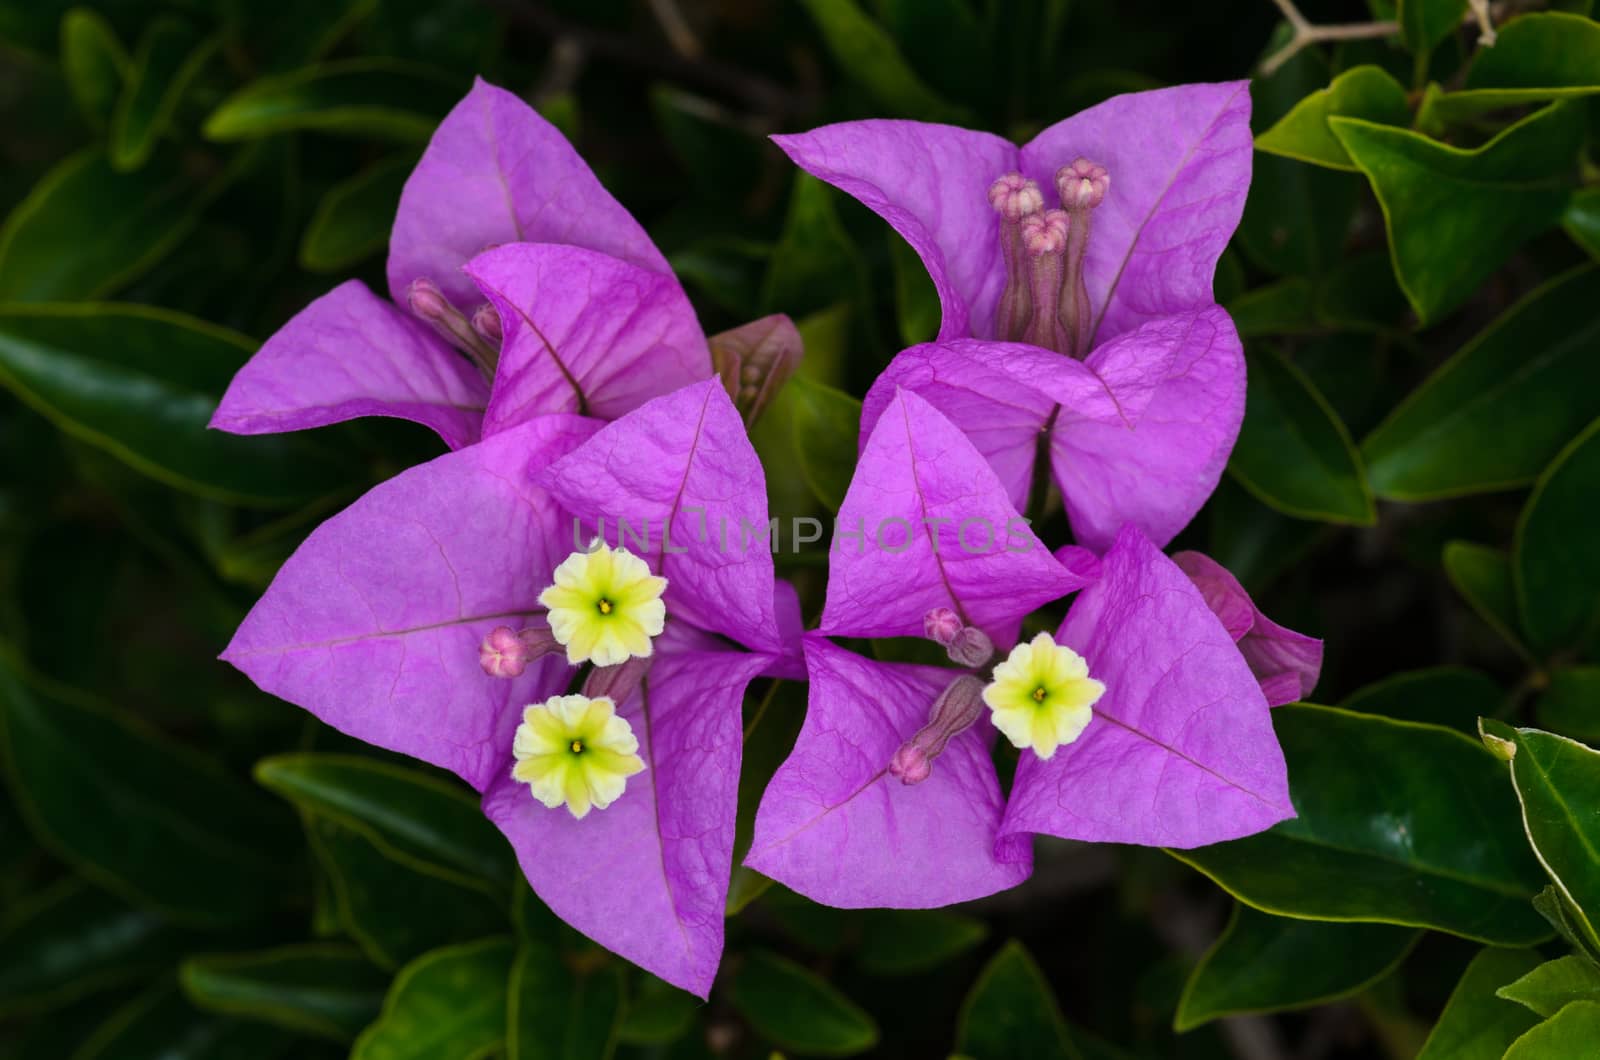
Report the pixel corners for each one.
[511,694,646,819]
[537,542,668,666]
[982,631,1106,760]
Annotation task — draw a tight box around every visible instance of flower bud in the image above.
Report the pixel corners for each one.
[407,278,499,378]
[1021,209,1069,257]
[479,623,560,678]
[923,606,963,646]
[581,655,653,705]
[946,625,995,668]
[887,675,985,785]
[988,172,1044,221]
[708,314,804,428]
[1055,158,1109,211]
[471,304,502,346]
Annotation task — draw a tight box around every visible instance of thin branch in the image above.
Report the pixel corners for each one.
[1261,0,1400,77]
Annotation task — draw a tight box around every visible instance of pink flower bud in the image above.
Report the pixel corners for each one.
[471,304,502,346]
[478,623,559,678]
[1021,209,1069,257]
[888,742,933,784]
[923,606,963,646]
[406,278,453,324]
[988,172,1044,221]
[1055,158,1109,211]
[707,314,804,428]
[946,626,995,668]
[886,676,985,785]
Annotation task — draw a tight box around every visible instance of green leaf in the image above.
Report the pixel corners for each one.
[204,59,463,143]
[1444,541,1534,660]
[648,86,763,201]
[1341,665,1502,732]
[888,232,939,346]
[60,8,129,128]
[1175,904,1418,1030]
[1498,956,1600,1018]
[72,980,296,1060]
[0,879,194,1015]
[1362,266,1600,499]
[1424,13,1600,127]
[352,937,515,1060]
[616,976,700,1045]
[298,810,508,970]
[1504,999,1600,1057]
[0,654,296,925]
[109,18,215,172]
[1479,721,1600,954]
[1399,0,1468,54]
[300,157,411,272]
[796,0,969,123]
[1256,66,1411,171]
[1172,705,1550,944]
[1331,103,1584,325]
[762,173,866,319]
[0,151,224,301]
[1538,668,1600,745]
[785,375,860,512]
[1533,884,1600,966]
[255,753,516,890]
[856,910,988,976]
[180,943,388,1042]
[1414,947,1543,1060]
[506,938,623,1060]
[1515,418,1600,654]
[1228,346,1374,524]
[1565,187,1600,259]
[0,303,355,506]
[955,941,1080,1060]
[730,949,878,1057]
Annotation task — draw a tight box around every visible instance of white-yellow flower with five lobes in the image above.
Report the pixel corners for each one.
[538,541,667,666]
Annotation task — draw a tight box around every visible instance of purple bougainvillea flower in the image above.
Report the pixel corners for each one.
[209,77,798,451]
[746,393,1304,909]
[224,379,792,996]
[778,83,1252,551]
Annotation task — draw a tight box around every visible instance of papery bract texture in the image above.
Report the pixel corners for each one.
[221,415,596,791]
[861,306,1243,552]
[821,388,1086,641]
[744,635,1031,908]
[1001,525,1293,848]
[483,649,767,998]
[465,243,710,428]
[539,379,781,654]
[387,77,668,308]
[1172,551,1323,706]
[208,280,488,449]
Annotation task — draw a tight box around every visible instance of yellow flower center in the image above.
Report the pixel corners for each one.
[982,631,1106,760]
[537,542,668,667]
[511,694,646,819]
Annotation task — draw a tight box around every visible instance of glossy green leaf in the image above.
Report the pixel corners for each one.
[888,231,939,346]
[507,938,623,1060]
[1479,721,1600,954]
[955,941,1079,1060]
[1444,541,1533,659]
[1175,904,1418,1030]
[796,0,969,123]
[1515,418,1600,654]
[255,753,516,889]
[785,375,860,512]
[1172,705,1550,944]
[0,654,295,925]
[1504,999,1600,1057]
[1538,667,1600,745]
[1424,13,1600,127]
[1228,346,1374,524]
[1342,665,1502,732]
[205,59,463,143]
[110,18,214,172]
[1566,187,1600,259]
[1331,103,1584,325]
[0,151,223,301]
[730,949,878,1057]
[0,304,354,505]
[180,943,388,1042]
[1498,956,1600,1018]
[1399,0,1468,54]
[762,173,866,319]
[0,879,193,1015]
[60,8,129,128]
[1363,266,1600,499]
[352,937,515,1060]
[1533,885,1600,966]
[299,810,508,970]
[72,981,296,1060]
[856,910,988,975]
[1415,947,1543,1060]
[1256,65,1411,170]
